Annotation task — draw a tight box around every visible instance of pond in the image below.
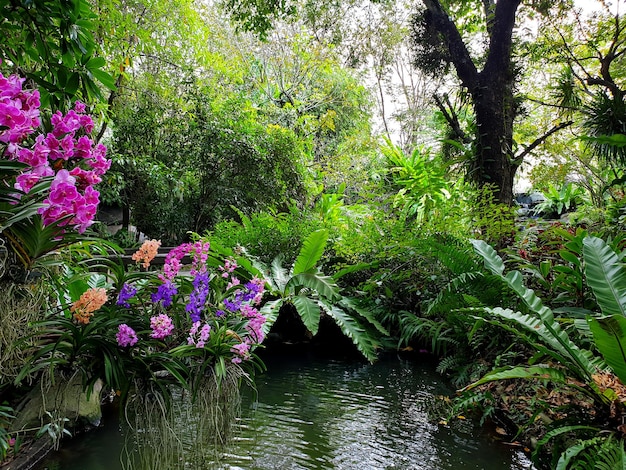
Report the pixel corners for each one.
[35,352,533,470]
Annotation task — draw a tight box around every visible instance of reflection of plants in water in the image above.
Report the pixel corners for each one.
[122,364,246,470]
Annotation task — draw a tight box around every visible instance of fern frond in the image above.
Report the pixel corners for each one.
[339,297,389,335]
[292,229,328,275]
[321,301,379,363]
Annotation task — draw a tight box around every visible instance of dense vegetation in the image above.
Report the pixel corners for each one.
[2,0,626,468]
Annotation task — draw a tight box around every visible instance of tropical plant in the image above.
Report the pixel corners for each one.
[457,235,626,468]
[0,0,116,109]
[465,239,604,387]
[534,183,585,218]
[381,138,450,223]
[583,236,626,384]
[258,229,388,362]
[0,70,111,276]
[17,237,268,409]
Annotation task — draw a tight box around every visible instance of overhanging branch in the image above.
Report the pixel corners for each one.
[515,120,574,163]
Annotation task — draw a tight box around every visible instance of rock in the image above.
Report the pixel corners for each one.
[11,375,103,433]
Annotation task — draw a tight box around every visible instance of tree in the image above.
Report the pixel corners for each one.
[219,0,580,205]
[410,0,575,205]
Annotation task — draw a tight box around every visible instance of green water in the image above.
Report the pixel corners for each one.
[36,353,532,470]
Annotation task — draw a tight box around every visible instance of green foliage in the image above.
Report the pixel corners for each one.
[583,92,626,164]
[0,0,115,108]
[470,239,601,382]
[258,229,386,362]
[0,403,15,462]
[583,236,626,384]
[381,138,450,223]
[471,185,517,246]
[212,206,324,264]
[109,81,309,244]
[535,183,584,218]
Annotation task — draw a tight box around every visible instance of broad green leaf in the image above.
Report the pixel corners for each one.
[583,236,626,317]
[475,307,599,379]
[292,229,328,275]
[260,298,283,335]
[286,272,340,301]
[470,239,504,275]
[559,250,581,267]
[270,255,289,293]
[85,56,106,69]
[322,301,379,363]
[91,68,117,91]
[471,239,600,380]
[463,365,567,391]
[292,295,320,335]
[588,315,626,384]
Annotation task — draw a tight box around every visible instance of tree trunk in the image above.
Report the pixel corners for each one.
[472,74,518,205]
[421,0,522,205]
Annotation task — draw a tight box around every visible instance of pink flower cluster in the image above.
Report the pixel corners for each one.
[117,324,138,347]
[187,321,211,348]
[0,73,40,144]
[0,70,110,233]
[150,313,174,339]
[219,257,237,278]
[160,240,210,281]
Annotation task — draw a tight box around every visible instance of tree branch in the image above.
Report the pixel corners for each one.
[422,0,479,90]
[515,120,574,162]
[483,0,521,79]
[433,93,470,143]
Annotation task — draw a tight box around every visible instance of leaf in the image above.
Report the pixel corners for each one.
[90,68,117,91]
[286,272,340,301]
[260,298,283,335]
[270,255,289,293]
[292,295,321,335]
[583,236,626,317]
[532,425,601,463]
[470,239,505,275]
[85,56,106,69]
[470,239,600,380]
[559,250,581,267]
[474,307,598,379]
[332,262,377,280]
[588,315,626,384]
[292,229,328,275]
[322,301,379,363]
[339,297,389,335]
[463,365,567,391]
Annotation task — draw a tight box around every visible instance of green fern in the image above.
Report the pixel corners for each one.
[292,229,328,275]
[321,302,380,363]
[258,230,384,362]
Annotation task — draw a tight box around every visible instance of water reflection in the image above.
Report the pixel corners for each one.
[217,353,531,470]
[36,353,533,470]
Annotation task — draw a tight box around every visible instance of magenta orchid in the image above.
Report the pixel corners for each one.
[0,70,110,233]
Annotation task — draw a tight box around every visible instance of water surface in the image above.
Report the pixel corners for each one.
[36,352,532,469]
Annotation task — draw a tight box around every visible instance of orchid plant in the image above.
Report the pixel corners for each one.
[19,237,268,402]
[0,68,110,272]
